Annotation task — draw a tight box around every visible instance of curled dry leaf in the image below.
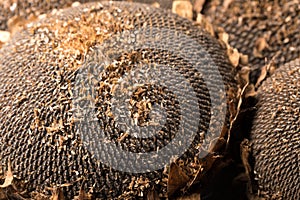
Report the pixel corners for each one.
[196,14,215,37]
[74,189,92,200]
[253,37,270,58]
[244,84,257,98]
[0,162,14,188]
[195,153,221,183]
[254,53,279,88]
[227,47,240,67]
[255,65,268,88]
[74,180,92,200]
[218,31,230,46]
[238,66,251,87]
[239,54,249,66]
[235,66,258,98]
[167,162,190,198]
[0,161,28,199]
[255,37,269,52]
[47,187,65,200]
[216,27,241,69]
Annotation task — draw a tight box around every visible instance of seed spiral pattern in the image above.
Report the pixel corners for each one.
[0,2,237,198]
[203,0,300,69]
[251,58,300,200]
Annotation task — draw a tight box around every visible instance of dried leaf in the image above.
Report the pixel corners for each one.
[239,54,249,66]
[218,31,230,46]
[240,139,252,193]
[255,53,279,88]
[74,180,92,200]
[244,84,257,98]
[74,189,92,200]
[190,154,217,186]
[255,37,269,52]
[199,154,220,175]
[193,0,206,13]
[227,81,249,148]
[0,162,14,188]
[255,65,268,88]
[209,137,226,153]
[48,187,65,200]
[236,66,257,98]
[227,47,240,67]
[196,14,215,36]
[167,162,190,197]
[239,66,251,86]
[253,37,269,58]
[240,139,251,178]
[172,0,193,20]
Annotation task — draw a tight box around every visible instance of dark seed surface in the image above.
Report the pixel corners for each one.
[0,1,237,199]
[251,58,300,200]
[203,0,300,69]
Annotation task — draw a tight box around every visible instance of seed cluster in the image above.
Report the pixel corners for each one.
[0,1,237,199]
[251,58,300,200]
[203,0,300,69]
[0,0,98,31]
